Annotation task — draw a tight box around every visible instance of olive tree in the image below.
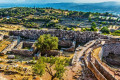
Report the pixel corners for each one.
[35,34,58,54]
[33,57,70,80]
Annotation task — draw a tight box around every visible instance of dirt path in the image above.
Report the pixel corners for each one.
[0,74,9,80]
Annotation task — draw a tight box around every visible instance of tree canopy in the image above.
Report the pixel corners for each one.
[33,56,70,80]
[35,34,58,54]
[90,22,98,31]
[100,27,110,34]
[112,30,120,36]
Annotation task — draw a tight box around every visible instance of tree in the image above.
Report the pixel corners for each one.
[108,17,112,21]
[91,22,97,28]
[104,12,109,16]
[100,27,110,34]
[33,57,70,80]
[32,57,46,76]
[117,18,119,22]
[112,30,120,36]
[90,22,98,31]
[88,17,92,22]
[35,34,58,54]
[70,27,75,31]
[99,24,102,29]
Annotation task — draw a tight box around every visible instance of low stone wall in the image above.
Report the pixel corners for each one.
[23,41,34,49]
[62,41,75,52]
[1,39,18,54]
[46,50,60,56]
[95,59,116,80]
[59,40,72,48]
[12,49,33,57]
[87,61,107,80]
[82,50,107,80]
[16,42,23,49]
[11,41,35,57]
[79,39,118,80]
[72,40,97,66]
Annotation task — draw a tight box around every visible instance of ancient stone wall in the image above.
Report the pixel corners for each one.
[61,41,75,52]
[9,30,108,43]
[12,49,33,57]
[95,59,115,80]
[59,40,72,48]
[87,60,107,80]
[15,42,23,49]
[23,41,34,49]
[77,39,118,80]
[11,41,35,57]
[102,43,120,57]
[1,39,18,54]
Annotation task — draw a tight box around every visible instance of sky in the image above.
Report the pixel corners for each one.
[0,0,120,3]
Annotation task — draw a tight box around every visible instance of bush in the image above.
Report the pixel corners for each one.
[112,30,120,36]
[101,27,110,34]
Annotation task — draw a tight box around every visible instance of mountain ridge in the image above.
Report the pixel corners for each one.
[0,2,120,14]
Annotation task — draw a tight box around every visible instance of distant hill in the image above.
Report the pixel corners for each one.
[0,2,120,14]
[40,2,120,14]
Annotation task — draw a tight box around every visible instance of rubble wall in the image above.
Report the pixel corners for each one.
[95,59,115,80]
[81,40,117,80]
[102,43,120,57]
[9,30,108,43]
[87,60,107,80]
[16,42,23,49]
[23,41,34,48]
[12,49,33,57]
[1,40,18,54]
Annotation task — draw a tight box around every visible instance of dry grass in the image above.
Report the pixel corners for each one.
[0,40,11,52]
[0,24,26,35]
[25,15,40,19]
[0,24,26,31]
[59,52,74,59]
[74,28,81,31]
[92,47,101,61]
[0,31,9,35]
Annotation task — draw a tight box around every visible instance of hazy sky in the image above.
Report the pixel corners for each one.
[0,0,120,3]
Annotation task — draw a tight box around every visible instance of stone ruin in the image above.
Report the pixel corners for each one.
[9,29,108,43]
[11,41,35,57]
[101,40,120,67]
[0,38,18,55]
[1,29,120,79]
[72,37,120,80]
[9,29,109,54]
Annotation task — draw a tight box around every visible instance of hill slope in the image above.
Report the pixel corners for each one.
[0,2,120,14]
